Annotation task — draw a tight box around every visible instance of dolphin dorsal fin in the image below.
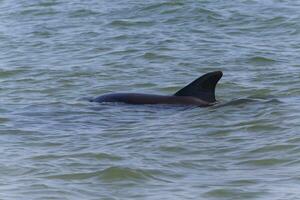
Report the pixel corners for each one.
[174,71,223,102]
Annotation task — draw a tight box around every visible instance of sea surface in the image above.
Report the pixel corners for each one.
[1,0,300,199]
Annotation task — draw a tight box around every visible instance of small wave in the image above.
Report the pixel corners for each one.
[108,34,130,40]
[247,56,277,64]
[46,166,160,182]
[107,49,140,56]
[228,179,258,186]
[141,2,184,11]
[0,69,28,78]
[237,158,290,167]
[79,97,94,102]
[204,188,260,199]
[159,145,188,153]
[36,1,62,7]
[0,117,9,123]
[32,31,53,38]
[247,89,275,99]
[261,16,288,28]
[99,166,156,181]
[193,7,222,18]
[215,98,282,108]
[32,152,122,161]
[109,20,154,27]
[142,52,175,60]
[69,9,99,18]
[20,9,60,16]
[218,98,258,106]
[160,8,181,15]
[249,144,297,154]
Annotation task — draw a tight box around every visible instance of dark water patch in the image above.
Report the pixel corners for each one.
[23,141,65,148]
[247,56,277,65]
[206,129,235,137]
[31,152,122,161]
[264,16,286,24]
[78,31,100,38]
[19,9,42,16]
[32,30,53,38]
[0,68,28,78]
[19,8,60,17]
[237,158,290,167]
[246,88,275,99]
[192,7,223,21]
[0,129,36,136]
[257,16,293,31]
[69,9,100,18]
[249,145,297,154]
[159,145,188,153]
[36,1,62,7]
[227,179,258,186]
[107,49,140,56]
[141,1,185,11]
[246,123,284,133]
[99,167,160,182]
[142,52,176,60]
[287,146,300,155]
[283,159,300,167]
[46,166,161,182]
[204,188,263,199]
[0,117,9,123]
[166,159,214,170]
[0,164,36,177]
[108,34,130,40]
[287,137,300,143]
[160,8,181,15]
[108,20,155,28]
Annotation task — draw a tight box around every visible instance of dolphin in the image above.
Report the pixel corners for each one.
[90,71,223,107]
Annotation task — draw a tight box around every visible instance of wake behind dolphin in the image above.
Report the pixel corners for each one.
[90,71,223,107]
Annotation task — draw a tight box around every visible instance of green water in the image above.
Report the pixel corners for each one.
[1,0,300,199]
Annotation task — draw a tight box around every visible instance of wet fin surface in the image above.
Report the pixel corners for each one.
[174,71,223,103]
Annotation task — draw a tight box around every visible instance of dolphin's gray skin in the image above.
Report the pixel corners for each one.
[92,93,213,106]
[91,71,223,107]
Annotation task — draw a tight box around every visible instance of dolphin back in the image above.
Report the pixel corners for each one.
[174,71,223,103]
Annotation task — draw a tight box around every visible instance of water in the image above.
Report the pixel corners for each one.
[1,0,300,199]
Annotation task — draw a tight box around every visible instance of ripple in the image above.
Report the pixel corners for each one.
[142,52,175,60]
[20,9,60,16]
[36,1,62,7]
[0,69,28,78]
[46,166,161,182]
[100,167,158,181]
[32,30,53,38]
[227,179,258,186]
[217,98,258,107]
[141,2,184,11]
[109,20,155,27]
[31,152,122,161]
[160,8,181,15]
[69,9,100,18]
[0,117,9,123]
[249,144,297,154]
[204,188,262,199]
[237,158,290,167]
[159,145,188,153]
[247,56,277,64]
[192,7,222,19]
[216,98,282,108]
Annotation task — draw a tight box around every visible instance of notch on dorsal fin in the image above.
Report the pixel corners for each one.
[174,71,223,103]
